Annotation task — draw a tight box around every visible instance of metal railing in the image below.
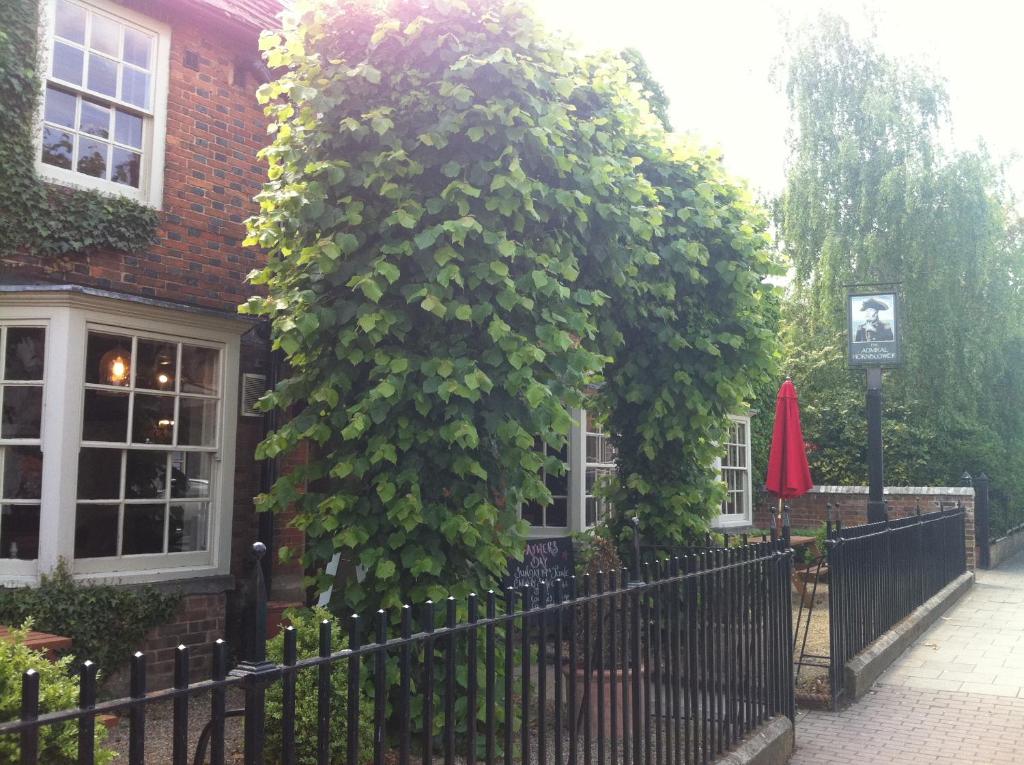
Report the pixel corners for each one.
[1,541,794,765]
[826,507,967,706]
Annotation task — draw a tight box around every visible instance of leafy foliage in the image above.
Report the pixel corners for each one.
[265,608,375,765]
[777,15,1024,502]
[245,0,778,620]
[0,563,180,677]
[0,0,157,257]
[619,48,672,131]
[0,623,115,764]
[593,135,780,547]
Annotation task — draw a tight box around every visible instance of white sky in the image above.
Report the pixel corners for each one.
[532,0,1024,201]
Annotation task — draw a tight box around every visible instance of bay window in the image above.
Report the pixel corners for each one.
[38,0,170,205]
[0,291,242,586]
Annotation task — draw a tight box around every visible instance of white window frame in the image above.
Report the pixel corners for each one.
[713,414,753,529]
[0,291,244,586]
[524,407,613,539]
[35,0,171,207]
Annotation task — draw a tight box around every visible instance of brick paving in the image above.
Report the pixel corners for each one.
[792,551,1024,764]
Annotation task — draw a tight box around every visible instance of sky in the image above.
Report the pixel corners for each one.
[531,0,1024,201]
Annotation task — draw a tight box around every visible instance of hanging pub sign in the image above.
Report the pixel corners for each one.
[847,289,902,367]
[503,537,575,592]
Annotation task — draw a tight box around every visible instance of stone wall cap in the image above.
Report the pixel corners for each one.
[805,485,974,497]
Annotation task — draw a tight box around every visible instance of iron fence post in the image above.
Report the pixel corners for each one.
[629,517,643,765]
[975,473,991,569]
[230,541,281,765]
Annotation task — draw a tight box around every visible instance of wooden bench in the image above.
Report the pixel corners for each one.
[0,626,73,659]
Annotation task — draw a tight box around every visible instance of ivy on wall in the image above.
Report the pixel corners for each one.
[0,0,158,258]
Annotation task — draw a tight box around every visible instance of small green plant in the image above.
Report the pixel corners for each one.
[265,608,375,765]
[0,622,115,764]
[0,562,180,677]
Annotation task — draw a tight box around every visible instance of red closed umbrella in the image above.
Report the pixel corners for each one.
[764,378,813,500]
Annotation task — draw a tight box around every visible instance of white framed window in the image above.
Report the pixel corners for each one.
[583,411,616,528]
[714,415,753,528]
[0,291,244,586]
[37,0,170,206]
[521,440,570,532]
[522,408,616,538]
[0,325,47,575]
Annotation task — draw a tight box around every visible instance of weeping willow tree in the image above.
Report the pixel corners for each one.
[777,14,1024,500]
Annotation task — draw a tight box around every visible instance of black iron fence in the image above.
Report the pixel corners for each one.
[0,541,794,765]
[826,506,967,706]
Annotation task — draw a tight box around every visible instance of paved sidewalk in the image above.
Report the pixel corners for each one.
[792,552,1024,764]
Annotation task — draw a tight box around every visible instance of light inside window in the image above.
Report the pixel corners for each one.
[76,331,220,559]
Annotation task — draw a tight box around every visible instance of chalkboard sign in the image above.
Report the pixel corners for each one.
[504,537,575,593]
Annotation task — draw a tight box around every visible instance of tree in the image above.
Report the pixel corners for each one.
[777,14,1024,500]
[619,48,672,131]
[246,0,778,618]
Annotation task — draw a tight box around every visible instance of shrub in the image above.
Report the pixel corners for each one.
[0,563,180,677]
[265,608,375,765]
[0,623,115,764]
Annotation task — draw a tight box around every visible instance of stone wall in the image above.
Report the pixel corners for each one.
[754,486,976,571]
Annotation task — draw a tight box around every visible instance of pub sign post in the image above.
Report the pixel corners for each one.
[847,288,902,523]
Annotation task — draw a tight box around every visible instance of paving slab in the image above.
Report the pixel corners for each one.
[793,549,1024,764]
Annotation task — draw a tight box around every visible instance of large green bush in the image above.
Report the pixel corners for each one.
[245,0,778,618]
[265,608,375,765]
[0,563,180,677]
[0,624,115,764]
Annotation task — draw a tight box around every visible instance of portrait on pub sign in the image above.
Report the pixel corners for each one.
[848,292,901,366]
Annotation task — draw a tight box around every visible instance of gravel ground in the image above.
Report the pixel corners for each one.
[103,688,246,763]
[793,577,831,696]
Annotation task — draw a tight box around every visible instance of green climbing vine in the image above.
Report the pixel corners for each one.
[0,0,157,257]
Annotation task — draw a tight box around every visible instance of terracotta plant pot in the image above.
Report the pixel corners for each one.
[568,665,645,738]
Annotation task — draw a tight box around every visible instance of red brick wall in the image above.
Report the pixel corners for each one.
[2,1,269,314]
[755,486,977,570]
[139,592,226,688]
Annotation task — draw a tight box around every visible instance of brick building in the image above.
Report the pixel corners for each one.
[0,0,300,686]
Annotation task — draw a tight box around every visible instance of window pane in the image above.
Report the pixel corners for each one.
[1,386,43,439]
[136,340,176,391]
[79,99,110,138]
[82,389,129,441]
[171,451,211,498]
[547,497,568,527]
[44,86,77,128]
[122,504,164,554]
[87,53,117,97]
[55,0,87,43]
[52,41,84,84]
[111,148,140,187]
[89,13,120,57]
[76,137,108,178]
[178,399,216,446]
[2,447,43,500]
[5,328,45,381]
[132,393,174,445]
[75,504,119,557]
[126,450,167,498]
[121,66,150,109]
[169,503,207,552]
[77,448,122,499]
[521,502,542,526]
[122,28,152,69]
[1,505,40,560]
[180,346,219,394]
[41,126,74,169]
[86,333,131,385]
[114,110,142,148]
